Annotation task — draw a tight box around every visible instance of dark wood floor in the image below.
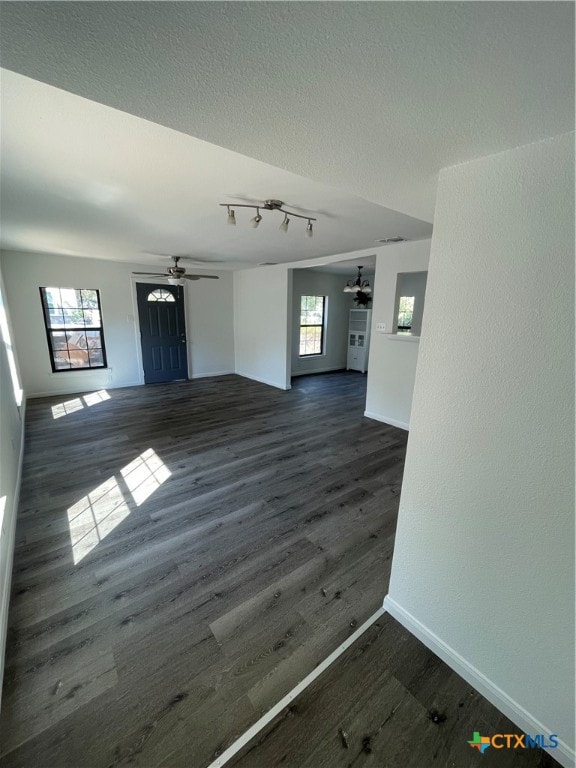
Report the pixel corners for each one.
[231,614,557,768]
[0,372,557,768]
[0,372,407,767]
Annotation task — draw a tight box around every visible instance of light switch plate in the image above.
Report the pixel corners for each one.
[376,322,386,333]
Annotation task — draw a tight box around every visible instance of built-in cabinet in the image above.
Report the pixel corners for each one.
[346,309,371,373]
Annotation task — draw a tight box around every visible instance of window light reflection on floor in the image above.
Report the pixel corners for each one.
[67,476,130,564]
[51,390,110,419]
[121,448,171,507]
[52,398,84,419]
[66,449,171,564]
[83,390,111,407]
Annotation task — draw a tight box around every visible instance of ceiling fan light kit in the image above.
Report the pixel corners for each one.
[132,256,219,285]
[219,199,316,236]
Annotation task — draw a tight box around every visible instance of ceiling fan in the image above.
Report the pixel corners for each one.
[142,251,226,264]
[133,256,219,285]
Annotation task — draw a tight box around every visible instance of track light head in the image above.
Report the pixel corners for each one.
[227,206,236,226]
[279,215,290,233]
[306,220,313,238]
[250,209,262,228]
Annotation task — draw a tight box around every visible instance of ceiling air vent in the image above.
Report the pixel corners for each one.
[258,262,278,265]
[375,236,408,244]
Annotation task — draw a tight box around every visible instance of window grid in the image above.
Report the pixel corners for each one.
[299,295,326,357]
[397,296,415,331]
[147,289,175,302]
[40,287,108,372]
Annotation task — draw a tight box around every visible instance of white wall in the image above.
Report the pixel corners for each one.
[291,269,353,376]
[0,256,25,705]
[233,249,382,390]
[365,240,430,429]
[385,133,575,767]
[233,266,291,390]
[0,250,234,397]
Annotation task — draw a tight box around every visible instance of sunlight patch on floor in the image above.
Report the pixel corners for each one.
[121,448,171,506]
[83,389,111,407]
[67,476,130,564]
[52,390,110,419]
[66,449,171,564]
[52,398,84,419]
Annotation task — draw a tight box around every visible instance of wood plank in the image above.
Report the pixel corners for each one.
[1,372,408,767]
[230,615,557,768]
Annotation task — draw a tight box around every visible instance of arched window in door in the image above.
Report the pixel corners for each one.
[147,289,175,303]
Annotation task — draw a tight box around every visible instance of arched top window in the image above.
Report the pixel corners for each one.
[147,289,175,303]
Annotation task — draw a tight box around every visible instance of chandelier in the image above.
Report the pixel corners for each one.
[219,199,316,237]
[343,266,372,294]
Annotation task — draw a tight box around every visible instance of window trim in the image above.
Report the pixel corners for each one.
[299,295,326,358]
[40,287,108,373]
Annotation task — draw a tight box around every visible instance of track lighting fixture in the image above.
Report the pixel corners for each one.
[219,199,316,236]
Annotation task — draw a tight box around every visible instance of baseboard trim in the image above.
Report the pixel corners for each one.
[291,366,346,377]
[190,370,235,380]
[363,410,409,431]
[383,596,575,768]
[235,371,291,391]
[28,380,143,398]
[207,607,385,768]
[0,397,26,711]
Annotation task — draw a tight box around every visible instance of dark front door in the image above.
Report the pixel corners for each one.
[136,283,188,384]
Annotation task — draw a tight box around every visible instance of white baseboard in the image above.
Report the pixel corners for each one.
[364,410,409,431]
[235,371,291,391]
[291,366,346,377]
[383,596,575,768]
[0,397,26,712]
[190,370,235,380]
[28,380,143,398]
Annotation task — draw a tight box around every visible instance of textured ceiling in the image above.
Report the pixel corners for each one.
[0,2,574,221]
[1,2,573,224]
[1,70,431,267]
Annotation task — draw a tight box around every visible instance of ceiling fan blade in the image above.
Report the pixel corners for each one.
[224,195,262,205]
[182,257,227,264]
[181,274,219,280]
[142,251,226,264]
[132,271,168,276]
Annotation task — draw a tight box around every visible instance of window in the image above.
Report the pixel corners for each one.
[147,289,175,302]
[397,296,415,332]
[299,295,326,356]
[40,287,107,372]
